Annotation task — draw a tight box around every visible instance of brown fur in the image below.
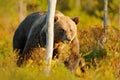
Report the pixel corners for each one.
[13,10,80,73]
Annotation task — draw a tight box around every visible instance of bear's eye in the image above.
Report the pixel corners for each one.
[59,29,65,34]
[70,29,72,32]
[61,29,65,32]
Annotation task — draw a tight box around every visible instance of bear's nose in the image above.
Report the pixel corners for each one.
[66,37,71,41]
[63,37,71,44]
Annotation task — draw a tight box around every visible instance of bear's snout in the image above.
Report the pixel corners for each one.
[66,37,71,42]
[62,35,72,43]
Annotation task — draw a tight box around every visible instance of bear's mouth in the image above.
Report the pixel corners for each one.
[62,40,71,44]
[62,36,71,44]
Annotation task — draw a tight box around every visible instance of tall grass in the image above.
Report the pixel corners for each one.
[0,13,120,80]
[78,25,120,80]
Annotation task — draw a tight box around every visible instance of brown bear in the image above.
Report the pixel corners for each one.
[13,10,80,73]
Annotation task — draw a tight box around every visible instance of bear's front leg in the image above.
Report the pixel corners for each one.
[64,36,80,73]
[17,30,40,66]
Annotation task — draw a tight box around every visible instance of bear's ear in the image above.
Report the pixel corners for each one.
[54,16,59,22]
[71,17,79,24]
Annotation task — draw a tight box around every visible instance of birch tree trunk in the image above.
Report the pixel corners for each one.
[75,0,80,10]
[45,0,57,75]
[19,0,26,22]
[101,0,108,44]
[118,0,120,28]
[104,0,108,34]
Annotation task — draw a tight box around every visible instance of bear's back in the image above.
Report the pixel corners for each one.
[13,11,46,54]
[16,11,46,38]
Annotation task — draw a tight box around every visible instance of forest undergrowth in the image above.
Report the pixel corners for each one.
[0,20,120,80]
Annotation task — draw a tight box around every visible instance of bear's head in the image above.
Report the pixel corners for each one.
[40,11,79,47]
[54,11,79,43]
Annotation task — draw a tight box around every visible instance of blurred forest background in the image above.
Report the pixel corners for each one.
[0,0,120,80]
[0,0,120,27]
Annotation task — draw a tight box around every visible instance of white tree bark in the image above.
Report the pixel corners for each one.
[118,0,120,28]
[101,0,108,44]
[45,0,57,75]
[104,0,108,33]
[19,0,26,22]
